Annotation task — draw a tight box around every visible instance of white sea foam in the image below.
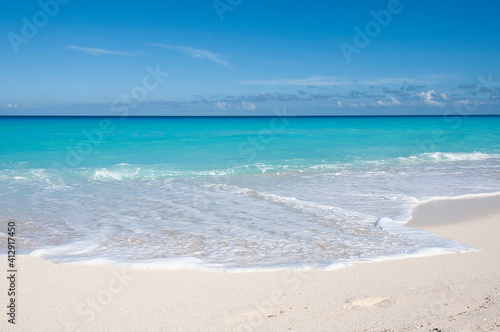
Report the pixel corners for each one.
[209,183,375,222]
[2,150,499,271]
[401,151,498,163]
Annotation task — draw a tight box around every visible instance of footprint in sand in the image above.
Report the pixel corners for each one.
[343,297,390,309]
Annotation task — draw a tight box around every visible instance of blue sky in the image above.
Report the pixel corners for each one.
[1,0,500,115]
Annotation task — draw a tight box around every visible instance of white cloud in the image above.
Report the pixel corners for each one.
[337,101,342,107]
[417,90,445,107]
[241,76,420,87]
[214,101,227,110]
[6,103,18,108]
[66,45,134,56]
[374,95,400,106]
[454,99,491,106]
[241,101,256,110]
[349,103,359,108]
[149,43,231,68]
[440,92,449,100]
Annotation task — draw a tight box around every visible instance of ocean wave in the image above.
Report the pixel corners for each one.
[1,151,497,182]
[208,183,376,223]
[92,166,142,180]
[399,151,499,163]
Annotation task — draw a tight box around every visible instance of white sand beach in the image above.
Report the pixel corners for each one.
[2,194,500,332]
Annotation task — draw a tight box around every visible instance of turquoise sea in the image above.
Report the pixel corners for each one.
[1,116,500,270]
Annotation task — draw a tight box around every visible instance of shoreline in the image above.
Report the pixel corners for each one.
[15,192,500,273]
[2,194,500,331]
[408,192,500,227]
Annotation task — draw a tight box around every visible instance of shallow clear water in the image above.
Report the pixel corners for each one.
[1,116,499,270]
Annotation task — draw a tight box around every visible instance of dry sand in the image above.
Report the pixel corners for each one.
[1,194,500,332]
